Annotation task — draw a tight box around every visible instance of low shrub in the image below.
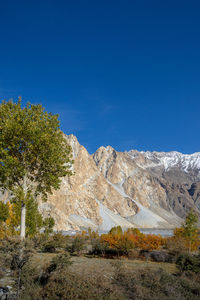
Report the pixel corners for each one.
[50,232,69,249]
[176,253,200,273]
[47,253,72,273]
[0,236,21,253]
[113,264,200,300]
[70,235,86,255]
[139,250,176,263]
[165,236,188,256]
[42,270,122,300]
[32,233,49,250]
[90,237,108,256]
[41,233,69,253]
[127,249,140,260]
[42,241,57,253]
[19,254,123,300]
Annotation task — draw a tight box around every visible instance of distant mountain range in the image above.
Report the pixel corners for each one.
[38,135,200,231]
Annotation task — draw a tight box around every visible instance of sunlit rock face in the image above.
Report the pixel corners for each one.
[40,135,140,231]
[2,134,200,231]
[38,135,200,231]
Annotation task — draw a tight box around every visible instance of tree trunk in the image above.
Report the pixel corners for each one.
[20,174,28,239]
[20,203,26,239]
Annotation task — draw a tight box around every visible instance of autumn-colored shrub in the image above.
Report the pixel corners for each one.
[136,233,165,250]
[101,227,165,256]
[0,202,18,238]
[101,232,135,255]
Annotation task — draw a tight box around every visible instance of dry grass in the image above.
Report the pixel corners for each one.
[29,253,177,278]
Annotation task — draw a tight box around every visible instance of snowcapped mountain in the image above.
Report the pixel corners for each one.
[128,150,200,173]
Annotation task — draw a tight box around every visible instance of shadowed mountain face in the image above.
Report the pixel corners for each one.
[126,150,200,218]
[1,135,200,231]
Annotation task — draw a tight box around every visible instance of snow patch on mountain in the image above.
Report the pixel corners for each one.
[128,150,200,173]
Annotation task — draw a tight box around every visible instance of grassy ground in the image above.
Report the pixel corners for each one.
[23,254,199,300]
[1,251,200,300]
[30,252,177,277]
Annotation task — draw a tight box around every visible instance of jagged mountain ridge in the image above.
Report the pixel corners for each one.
[129,150,200,173]
[1,134,199,231]
[39,135,200,231]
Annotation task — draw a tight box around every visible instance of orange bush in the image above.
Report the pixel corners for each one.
[136,234,165,250]
[100,228,165,254]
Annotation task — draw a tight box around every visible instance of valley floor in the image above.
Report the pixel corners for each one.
[1,252,197,300]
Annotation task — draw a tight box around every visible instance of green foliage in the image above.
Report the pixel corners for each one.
[42,240,57,253]
[26,198,43,237]
[0,98,73,198]
[183,210,198,240]
[41,233,69,253]
[12,194,43,236]
[50,232,69,248]
[31,233,49,249]
[91,237,108,256]
[0,98,73,236]
[11,194,55,237]
[47,253,72,273]
[0,201,9,222]
[178,210,199,252]
[71,236,85,254]
[109,226,123,235]
[0,98,73,194]
[43,217,55,236]
[176,253,200,273]
[126,227,141,236]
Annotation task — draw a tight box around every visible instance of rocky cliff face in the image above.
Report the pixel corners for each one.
[39,135,140,231]
[38,135,200,231]
[2,134,200,231]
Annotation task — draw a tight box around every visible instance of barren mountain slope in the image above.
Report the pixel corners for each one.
[39,135,140,231]
[41,135,189,230]
[2,134,199,231]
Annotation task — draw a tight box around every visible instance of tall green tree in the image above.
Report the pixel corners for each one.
[182,210,199,252]
[0,98,73,238]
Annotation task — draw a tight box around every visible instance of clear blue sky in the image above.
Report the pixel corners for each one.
[0,0,200,154]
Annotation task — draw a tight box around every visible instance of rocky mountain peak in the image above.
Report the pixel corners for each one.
[2,134,199,232]
[40,136,200,231]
